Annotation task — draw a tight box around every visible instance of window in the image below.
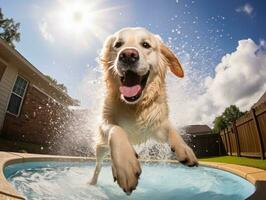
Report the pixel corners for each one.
[7,76,28,116]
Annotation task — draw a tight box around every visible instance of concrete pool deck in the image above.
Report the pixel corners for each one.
[0,151,265,200]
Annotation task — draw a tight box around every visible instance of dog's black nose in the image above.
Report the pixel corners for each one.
[119,48,139,65]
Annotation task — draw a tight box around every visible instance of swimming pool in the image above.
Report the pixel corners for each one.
[4,161,255,200]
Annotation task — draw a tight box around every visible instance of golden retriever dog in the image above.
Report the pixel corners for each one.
[90,27,198,195]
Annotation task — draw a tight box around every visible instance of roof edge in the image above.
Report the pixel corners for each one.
[0,38,77,105]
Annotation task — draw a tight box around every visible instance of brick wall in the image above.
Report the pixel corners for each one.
[2,85,72,152]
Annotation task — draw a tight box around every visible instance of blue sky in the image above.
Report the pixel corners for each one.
[1,0,266,126]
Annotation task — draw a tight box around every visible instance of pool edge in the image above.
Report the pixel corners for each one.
[0,151,265,200]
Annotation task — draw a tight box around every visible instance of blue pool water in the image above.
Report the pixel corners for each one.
[4,161,255,200]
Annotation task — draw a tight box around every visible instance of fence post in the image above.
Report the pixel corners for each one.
[218,134,222,156]
[233,121,241,157]
[251,108,265,160]
[223,129,228,155]
[226,127,232,156]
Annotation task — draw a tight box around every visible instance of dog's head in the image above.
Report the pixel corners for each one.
[101,27,184,105]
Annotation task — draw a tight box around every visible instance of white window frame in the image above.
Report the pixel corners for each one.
[6,75,29,117]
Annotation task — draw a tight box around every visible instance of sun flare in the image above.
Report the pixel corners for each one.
[44,0,124,47]
[58,1,94,36]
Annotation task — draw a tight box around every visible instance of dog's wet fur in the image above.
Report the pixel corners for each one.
[90,27,198,195]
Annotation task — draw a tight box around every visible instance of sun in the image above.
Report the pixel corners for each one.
[46,0,123,47]
[58,1,95,36]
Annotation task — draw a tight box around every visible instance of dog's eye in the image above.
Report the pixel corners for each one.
[142,42,151,49]
[114,41,123,48]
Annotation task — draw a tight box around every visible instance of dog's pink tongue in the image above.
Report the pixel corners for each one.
[119,85,141,97]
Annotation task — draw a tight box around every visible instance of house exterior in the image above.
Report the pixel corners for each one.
[183,124,212,135]
[0,39,78,152]
[182,124,224,158]
[252,91,266,108]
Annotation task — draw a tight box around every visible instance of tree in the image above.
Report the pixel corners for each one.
[213,116,227,133]
[45,75,68,93]
[0,8,20,48]
[213,105,245,133]
[222,105,245,126]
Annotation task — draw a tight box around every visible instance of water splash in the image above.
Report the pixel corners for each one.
[53,1,266,158]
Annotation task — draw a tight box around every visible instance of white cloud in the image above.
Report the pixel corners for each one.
[168,38,266,128]
[39,19,55,43]
[236,3,254,16]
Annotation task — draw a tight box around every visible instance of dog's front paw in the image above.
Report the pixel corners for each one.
[171,144,198,167]
[111,145,141,195]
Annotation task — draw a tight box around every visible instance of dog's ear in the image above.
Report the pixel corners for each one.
[103,35,115,49]
[159,42,184,78]
[100,35,115,66]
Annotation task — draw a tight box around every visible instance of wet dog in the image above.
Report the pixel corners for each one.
[90,27,198,195]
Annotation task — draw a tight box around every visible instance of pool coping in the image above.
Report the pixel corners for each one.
[0,151,265,200]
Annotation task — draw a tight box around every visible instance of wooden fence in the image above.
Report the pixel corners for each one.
[220,102,266,159]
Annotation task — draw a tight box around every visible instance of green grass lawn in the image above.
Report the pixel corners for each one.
[200,156,266,170]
